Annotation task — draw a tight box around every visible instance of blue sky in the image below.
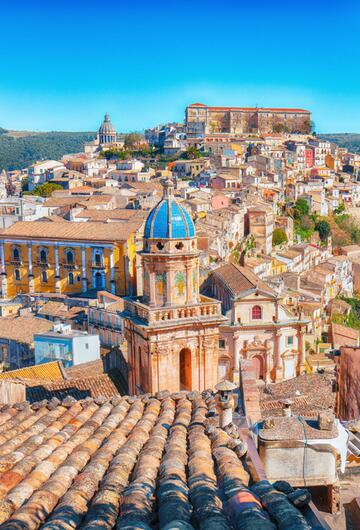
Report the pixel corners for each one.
[0,0,359,132]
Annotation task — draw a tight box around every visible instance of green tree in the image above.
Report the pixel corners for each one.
[272,228,288,247]
[21,176,29,192]
[31,182,64,197]
[181,146,203,160]
[101,148,129,160]
[272,123,290,134]
[315,220,331,242]
[124,133,144,150]
[294,198,309,217]
[334,203,345,214]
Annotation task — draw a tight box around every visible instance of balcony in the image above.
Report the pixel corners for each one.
[35,261,50,268]
[91,261,105,269]
[60,263,80,271]
[123,295,223,326]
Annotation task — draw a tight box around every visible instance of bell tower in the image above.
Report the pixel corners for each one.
[141,178,199,308]
[123,179,226,394]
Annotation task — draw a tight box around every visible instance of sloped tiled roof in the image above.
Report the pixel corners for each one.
[0,316,53,345]
[24,370,125,401]
[0,361,65,381]
[0,390,315,528]
[211,263,276,298]
[331,323,359,347]
[0,220,142,243]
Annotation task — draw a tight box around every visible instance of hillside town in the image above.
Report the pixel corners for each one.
[0,104,359,529]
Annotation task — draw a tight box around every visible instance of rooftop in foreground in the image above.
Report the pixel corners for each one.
[0,390,324,529]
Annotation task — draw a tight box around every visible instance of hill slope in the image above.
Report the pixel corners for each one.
[318,133,360,154]
[0,129,96,171]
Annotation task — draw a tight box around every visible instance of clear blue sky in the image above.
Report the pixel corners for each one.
[1,0,359,133]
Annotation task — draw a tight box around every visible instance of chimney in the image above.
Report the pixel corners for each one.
[215,380,236,428]
[281,398,293,417]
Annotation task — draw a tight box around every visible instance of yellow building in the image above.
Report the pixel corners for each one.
[0,221,141,298]
[270,258,287,276]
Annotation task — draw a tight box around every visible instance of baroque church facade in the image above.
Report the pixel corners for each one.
[123,179,226,394]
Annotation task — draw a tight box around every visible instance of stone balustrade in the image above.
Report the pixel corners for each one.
[124,296,221,325]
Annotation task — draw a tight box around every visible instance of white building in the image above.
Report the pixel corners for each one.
[34,323,100,368]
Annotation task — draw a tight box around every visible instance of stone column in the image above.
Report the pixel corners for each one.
[274,329,283,382]
[297,326,306,374]
[0,241,7,298]
[82,246,87,293]
[110,247,116,294]
[28,243,34,293]
[54,244,60,293]
[233,334,241,384]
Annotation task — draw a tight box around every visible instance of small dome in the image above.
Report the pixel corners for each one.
[144,179,195,239]
[98,113,116,135]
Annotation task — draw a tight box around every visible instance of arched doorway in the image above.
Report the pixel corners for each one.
[179,348,192,390]
[95,272,103,290]
[252,354,264,380]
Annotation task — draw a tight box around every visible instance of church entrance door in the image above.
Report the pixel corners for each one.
[252,354,264,380]
[179,348,192,390]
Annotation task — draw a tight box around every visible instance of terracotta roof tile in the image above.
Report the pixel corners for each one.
[211,263,276,298]
[0,361,65,381]
[0,390,314,528]
[0,220,142,243]
[0,316,53,345]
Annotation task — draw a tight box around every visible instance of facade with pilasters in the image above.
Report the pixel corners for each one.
[202,262,309,383]
[0,221,140,298]
[123,179,226,395]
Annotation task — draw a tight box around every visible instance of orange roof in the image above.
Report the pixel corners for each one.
[0,220,141,243]
[0,361,65,381]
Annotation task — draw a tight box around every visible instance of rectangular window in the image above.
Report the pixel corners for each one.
[287,336,294,346]
[219,339,225,349]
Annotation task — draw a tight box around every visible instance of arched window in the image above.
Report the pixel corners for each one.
[66,250,74,265]
[12,247,20,261]
[252,305,262,320]
[40,249,48,264]
[68,272,74,285]
[41,270,48,283]
[14,269,20,281]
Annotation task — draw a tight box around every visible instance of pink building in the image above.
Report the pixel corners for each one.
[212,193,231,210]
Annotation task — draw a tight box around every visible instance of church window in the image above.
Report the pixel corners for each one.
[219,339,225,349]
[14,269,20,281]
[12,247,20,261]
[252,305,262,320]
[156,242,164,250]
[175,242,184,250]
[94,252,102,266]
[68,272,74,285]
[66,249,74,265]
[40,249,48,264]
[287,336,294,346]
[41,270,48,283]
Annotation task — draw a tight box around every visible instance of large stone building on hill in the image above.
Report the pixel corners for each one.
[185,102,312,137]
[123,179,226,394]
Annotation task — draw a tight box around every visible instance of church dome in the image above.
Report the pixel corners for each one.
[144,179,195,239]
[98,113,116,135]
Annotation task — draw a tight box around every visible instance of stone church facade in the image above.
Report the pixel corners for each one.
[202,263,309,383]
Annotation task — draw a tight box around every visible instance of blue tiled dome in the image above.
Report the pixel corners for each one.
[144,182,195,239]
